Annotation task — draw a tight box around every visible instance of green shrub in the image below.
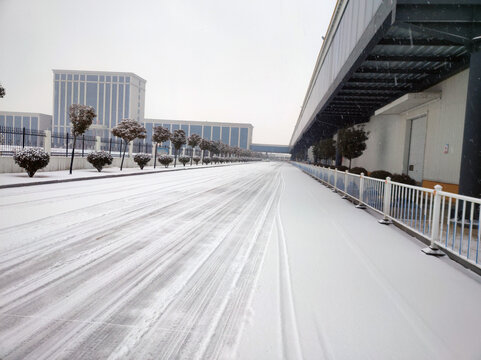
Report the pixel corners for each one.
[391,173,417,185]
[87,151,113,172]
[350,167,368,175]
[179,156,190,166]
[158,155,174,168]
[370,170,392,180]
[134,153,151,170]
[13,147,50,177]
[336,165,349,172]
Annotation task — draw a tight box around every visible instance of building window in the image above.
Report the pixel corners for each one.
[118,84,124,120]
[100,75,105,82]
[31,117,38,130]
[111,84,117,126]
[61,74,66,80]
[87,75,98,82]
[212,126,220,141]
[54,81,60,126]
[60,82,66,126]
[80,75,85,81]
[221,127,229,144]
[190,125,202,136]
[230,127,239,147]
[203,126,211,140]
[74,74,79,80]
[113,76,118,82]
[23,116,31,129]
[86,83,98,110]
[67,74,72,80]
[106,76,111,82]
[125,84,130,117]
[240,128,248,149]
[105,84,111,127]
[119,76,124,83]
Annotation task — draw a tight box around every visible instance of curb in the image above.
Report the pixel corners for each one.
[0,162,248,189]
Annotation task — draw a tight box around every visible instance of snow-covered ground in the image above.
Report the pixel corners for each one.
[1,162,481,359]
[0,162,241,188]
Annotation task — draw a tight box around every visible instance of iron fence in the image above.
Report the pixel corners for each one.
[0,126,46,155]
[51,133,96,157]
[294,162,480,271]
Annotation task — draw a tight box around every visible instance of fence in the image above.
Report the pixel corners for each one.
[0,126,46,155]
[51,133,97,157]
[293,162,481,272]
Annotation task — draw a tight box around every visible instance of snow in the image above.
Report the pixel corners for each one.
[1,162,481,359]
[0,161,239,188]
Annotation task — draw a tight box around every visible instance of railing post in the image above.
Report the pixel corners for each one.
[422,185,445,256]
[356,173,367,209]
[333,169,338,192]
[22,127,25,148]
[66,133,69,157]
[95,136,101,151]
[342,170,349,199]
[44,130,51,155]
[378,177,393,224]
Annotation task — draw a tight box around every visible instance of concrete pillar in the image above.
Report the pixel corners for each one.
[459,40,481,198]
[44,130,51,155]
[128,142,133,158]
[95,136,101,152]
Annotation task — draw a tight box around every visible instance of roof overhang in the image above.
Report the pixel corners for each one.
[375,92,441,115]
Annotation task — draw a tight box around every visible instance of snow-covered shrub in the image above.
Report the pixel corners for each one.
[178,155,190,167]
[370,170,392,180]
[391,173,416,185]
[212,156,220,164]
[192,156,201,165]
[336,165,349,172]
[13,147,50,177]
[349,167,368,175]
[87,151,113,172]
[158,155,174,168]
[218,157,226,164]
[203,157,211,165]
[134,153,151,170]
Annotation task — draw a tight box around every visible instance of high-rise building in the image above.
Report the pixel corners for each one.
[52,70,146,138]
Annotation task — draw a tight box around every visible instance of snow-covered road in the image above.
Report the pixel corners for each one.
[1,162,481,359]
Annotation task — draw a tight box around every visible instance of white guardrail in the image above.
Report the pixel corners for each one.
[293,162,481,271]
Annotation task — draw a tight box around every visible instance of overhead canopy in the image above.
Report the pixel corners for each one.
[290,0,481,155]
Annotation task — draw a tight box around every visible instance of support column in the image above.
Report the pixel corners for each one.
[459,41,481,198]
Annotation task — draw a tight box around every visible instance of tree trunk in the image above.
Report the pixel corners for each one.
[349,158,352,170]
[190,147,193,166]
[120,140,128,171]
[69,136,77,175]
[201,149,204,165]
[174,148,177,167]
[154,143,158,169]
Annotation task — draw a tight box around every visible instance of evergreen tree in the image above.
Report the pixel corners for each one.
[337,126,369,170]
[170,129,186,167]
[187,133,202,165]
[69,104,96,174]
[112,119,147,171]
[152,125,171,168]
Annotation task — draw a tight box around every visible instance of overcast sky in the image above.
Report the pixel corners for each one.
[0,0,336,145]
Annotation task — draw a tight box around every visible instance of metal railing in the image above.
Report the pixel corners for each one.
[0,126,46,155]
[294,162,480,271]
[51,133,96,157]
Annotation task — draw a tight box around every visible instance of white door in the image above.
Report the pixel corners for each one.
[407,116,427,183]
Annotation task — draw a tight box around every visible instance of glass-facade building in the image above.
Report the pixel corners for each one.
[52,70,146,138]
[0,112,52,131]
[144,119,253,154]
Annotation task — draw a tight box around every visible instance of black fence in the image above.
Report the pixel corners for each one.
[0,126,46,155]
[51,133,97,157]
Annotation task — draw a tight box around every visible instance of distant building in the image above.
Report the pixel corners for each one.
[144,119,253,154]
[52,70,146,138]
[250,143,289,154]
[0,111,51,131]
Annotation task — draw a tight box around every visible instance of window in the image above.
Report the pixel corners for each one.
[230,127,239,147]
[125,84,130,117]
[203,126,211,140]
[100,75,105,82]
[6,116,13,128]
[118,84,124,120]
[60,82,66,125]
[98,84,104,125]
[67,74,72,80]
[181,124,188,136]
[106,76,111,82]
[23,116,31,129]
[55,74,60,80]
[86,83,97,109]
[113,76,118,82]
[190,125,202,136]
[80,82,85,104]
[31,117,38,130]
[212,126,220,141]
[112,84,117,126]
[240,128,248,149]
[67,82,72,118]
[172,124,179,131]
[15,116,22,128]
[74,74,79,80]
[105,84,111,127]
[221,127,229,144]
[61,74,66,80]
[73,81,78,103]
[126,77,130,83]
[119,76,124,82]
[80,75,85,81]
[87,75,98,82]
[54,81,60,126]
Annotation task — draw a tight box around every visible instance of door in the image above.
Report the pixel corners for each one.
[407,116,427,183]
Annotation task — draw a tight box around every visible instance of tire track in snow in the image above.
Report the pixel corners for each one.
[0,163,282,359]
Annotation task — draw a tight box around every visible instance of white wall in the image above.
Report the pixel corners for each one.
[0,155,153,174]
[346,69,469,184]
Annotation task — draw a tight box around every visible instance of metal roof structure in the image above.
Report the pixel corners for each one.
[250,144,290,153]
[290,0,481,155]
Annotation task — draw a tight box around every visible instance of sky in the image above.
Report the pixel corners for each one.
[0,0,336,145]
